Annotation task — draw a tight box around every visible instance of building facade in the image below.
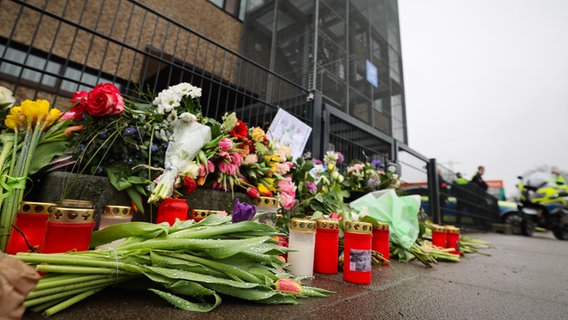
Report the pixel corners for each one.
[0,0,408,163]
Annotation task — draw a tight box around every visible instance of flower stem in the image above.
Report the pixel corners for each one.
[24,283,107,307]
[27,275,132,299]
[43,287,105,316]
[35,264,136,275]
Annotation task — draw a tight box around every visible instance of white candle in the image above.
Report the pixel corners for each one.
[287,231,316,277]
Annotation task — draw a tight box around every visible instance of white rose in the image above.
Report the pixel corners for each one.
[0,86,16,108]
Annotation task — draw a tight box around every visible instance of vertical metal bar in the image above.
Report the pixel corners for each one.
[127,7,148,91]
[310,90,323,159]
[391,138,398,163]
[312,0,319,91]
[427,158,442,224]
[321,104,330,160]
[97,0,121,83]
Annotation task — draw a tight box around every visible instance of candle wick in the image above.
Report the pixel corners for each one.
[11,224,39,253]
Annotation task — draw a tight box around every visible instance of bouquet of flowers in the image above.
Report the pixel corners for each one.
[152,106,297,211]
[342,160,401,194]
[289,151,349,218]
[0,87,74,250]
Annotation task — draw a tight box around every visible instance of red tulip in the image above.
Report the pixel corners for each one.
[275,278,302,295]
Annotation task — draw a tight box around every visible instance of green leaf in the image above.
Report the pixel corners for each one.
[28,141,70,174]
[90,222,168,247]
[149,288,221,312]
[126,187,145,215]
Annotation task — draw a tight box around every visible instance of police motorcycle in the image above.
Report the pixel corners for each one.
[516,172,568,240]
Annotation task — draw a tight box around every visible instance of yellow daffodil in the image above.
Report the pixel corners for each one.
[45,107,62,128]
[4,106,23,130]
[7,100,61,131]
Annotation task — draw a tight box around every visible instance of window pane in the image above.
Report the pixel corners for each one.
[210,0,223,8]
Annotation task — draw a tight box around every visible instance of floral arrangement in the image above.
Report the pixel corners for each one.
[62,82,296,214]
[0,87,74,250]
[63,83,169,212]
[342,159,401,195]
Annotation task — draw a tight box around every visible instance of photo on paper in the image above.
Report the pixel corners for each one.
[349,249,372,272]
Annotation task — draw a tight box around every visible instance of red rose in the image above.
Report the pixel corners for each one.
[183,176,198,194]
[85,83,124,117]
[62,91,89,120]
[230,120,248,139]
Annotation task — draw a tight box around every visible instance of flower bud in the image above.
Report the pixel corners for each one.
[246,187,260,198]
[275,278,302,295]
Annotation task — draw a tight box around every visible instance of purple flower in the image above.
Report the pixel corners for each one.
[122,126,136,136]
[337,152,344,165]
[371,160,382,169]
[232,199,256,223]
[306,181,317,193]
[312,159,323,165]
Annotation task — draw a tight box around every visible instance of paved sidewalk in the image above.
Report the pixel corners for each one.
[24,232,568,320]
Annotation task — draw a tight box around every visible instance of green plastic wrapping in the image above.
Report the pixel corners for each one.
[349,189,421,249]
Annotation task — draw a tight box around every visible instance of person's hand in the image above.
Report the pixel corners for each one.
[0,254,40,320]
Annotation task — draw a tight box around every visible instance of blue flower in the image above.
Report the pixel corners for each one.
[232,199,256,223]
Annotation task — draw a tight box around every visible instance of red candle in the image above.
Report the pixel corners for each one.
[6,202,55,254]
[314,219,340,274]
[446,226,461,255]
[430,224,448,248]
[40,206,96,253]
[156,198,188,225]
[343,221,373,285]
[372,222,390,266]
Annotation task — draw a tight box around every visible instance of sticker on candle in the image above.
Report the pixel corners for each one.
[349,249,372,272]
[267,108,312,161]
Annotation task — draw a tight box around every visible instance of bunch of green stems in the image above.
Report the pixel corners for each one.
[13,215,333,316]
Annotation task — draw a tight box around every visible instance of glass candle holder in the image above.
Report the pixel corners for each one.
[314,219,340,274]
[372,222,390,266]
[188,209,227,222]
[40,206,96,253]
[6,201,55,254]
[96,205,132,249]
[59,199,95,209]
[343,221,373,285]
[446,225,461,255]
[253,196,279,226]
[430,224,448,248]
[156,198,189,225]
[287,218,316,277]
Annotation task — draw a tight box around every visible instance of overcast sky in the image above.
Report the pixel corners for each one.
[397,0,568,198]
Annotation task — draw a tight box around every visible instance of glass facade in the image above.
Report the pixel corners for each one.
[239,0,407,143]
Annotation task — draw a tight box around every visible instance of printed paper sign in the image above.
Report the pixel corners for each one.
[267,108,312,161]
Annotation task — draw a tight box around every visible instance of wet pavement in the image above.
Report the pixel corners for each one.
[23,231,568,320]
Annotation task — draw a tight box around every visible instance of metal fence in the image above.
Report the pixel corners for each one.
[0,0,502,230]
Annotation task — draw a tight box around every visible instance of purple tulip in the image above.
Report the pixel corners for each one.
[371,160,382,168]
[232,199,256,223]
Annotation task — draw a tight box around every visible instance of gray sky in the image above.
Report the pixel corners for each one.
[397,0,568,198]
